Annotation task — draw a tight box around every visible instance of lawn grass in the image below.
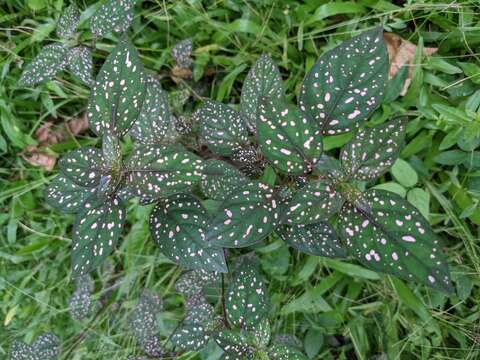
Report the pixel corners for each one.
[1,0,480,359]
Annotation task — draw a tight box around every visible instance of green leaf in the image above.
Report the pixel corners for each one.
[251,318,271,348]
[56,4,80,39]
[257,98,322,175]
[19,44,68,86]
[314,154,345,181]
[58,147,103,187]
[299,27,388,135]
[88,37,146,136]
[90,0,136,37]
[391,158,418,188]
[225,256,269,329]
[124,144,204,199]
[172,294,217,351]
[102,128,122,169]
[197,100,249,156]
[341,119,406,181]
[240,53,284,132]
[268,344,308,360]
[72,196,126,276]
[172,38,193,68]
[206,181,282,248]
[10,333,60,360]
[129,290,163,356]
[284,180,344,224]
[337,189,453,293]
[45,175,96,213]
[175,269,218,298]
[69,275,96,320]
[129,76,174,145]
[150,193,227,272]
[201,160,248,201]
[214,330,254,357]
[67,46,93,86]
[277,222,345,258]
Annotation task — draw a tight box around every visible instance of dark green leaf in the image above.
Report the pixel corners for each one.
[102,128,122,169]
[45,175,96,213]
[338,189,453,293]
[257,98,322,175]
[299,27,388,135]
[341,118,406,181]
[124,144,204,199]
[56,4,81,38]
[150,194,227,272]
[67,46,93,86]
[19,44,68,86]
[197,100,249,156]
[175,269,218,298]
[251,318,270,348]
[72,197,126,276]
[172,38,193,68]
[277,222,345,258]
[207,181,282,248]
[240,53,284,131]
[58,147,103,187]
[69,275,96,320]
[225,256,269,329]
[214,330,254,357]
[10,333,60,360]
[268,344,308,360]
[88,37,146,136]
[284,180,344,224]
[90,0,136,37]
[314,154,345,180]
[129,76,174,145]
[201,160,248,201]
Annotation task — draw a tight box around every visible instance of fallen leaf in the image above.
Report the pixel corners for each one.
[171,65,193,84]
[384,33,437,95]
[20,145,57,171]
[36,114,89,146]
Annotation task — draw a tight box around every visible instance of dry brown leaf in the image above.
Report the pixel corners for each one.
[171,65,193,84]
[20,145,57,171]
[384,32,437,96]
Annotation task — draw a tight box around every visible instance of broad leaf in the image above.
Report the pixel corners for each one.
[214,330,254,357]
[56,4,81,38]
[67,46,93,86]
[172,294,217,351]
[197,100,249,156]
[172,38,193,68]
[45,175,96,213]
[240,53,284,131]
[314,154,346,181]
[150,194,227,272]
[338,189,453,293]
[277,222,346,258]
[268,344,308,360]
[19,44,68,86]
[175,269,218,298]
[69,275,96,320]
[341,118,406,181]
[58,147,103,187]
[206,181,282,248]
[129,76,174,144]
[90,0,136,37]
[72,197,126,276]
[102,128,122,169]
[201,160,248,201]
[220,354,249,360]
[124,144,204,199]
[10,333,60,360]
[299,27,388,135]
[284,180,344,224]
[250,318,271,348]
[257,98,322,175]
[225,256,269,329]
[88,37,146,136]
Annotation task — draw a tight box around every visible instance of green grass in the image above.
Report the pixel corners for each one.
[1,0,480,359]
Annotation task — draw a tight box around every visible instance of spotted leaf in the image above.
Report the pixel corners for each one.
[45,175,96,214]
[201,160,248,201]
[102,128,122,169]
[197,100,249,156]
[58,147,103,187]
[175,269,218,298]
[277,222,346,258]
[240,53,284,132]
[67,46,93,86]
[10,333,60,360]
[124,144,204,199]
[129,76,175,145]
[88,37,146,136]
[19,44,68,86]
[150,194,227,272]
[251,318,271,348]
[90,0,136,37]
[171,294,217,351]
[284,180,344,224]
[214,330,255,357]
[129,290,163,356]
[338,189,453,293]
[72,196,126,276]
[69,275,96,320]
[225,256,269,329]
[56,4,81,38]
[172,38,193,68]
[341,118,406,181]
[257,98,322,175]
[299,27,388,135]
[314,154,346,181]
[206,181,282,248]
[268,344,308,360]
[220,354,249,360]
